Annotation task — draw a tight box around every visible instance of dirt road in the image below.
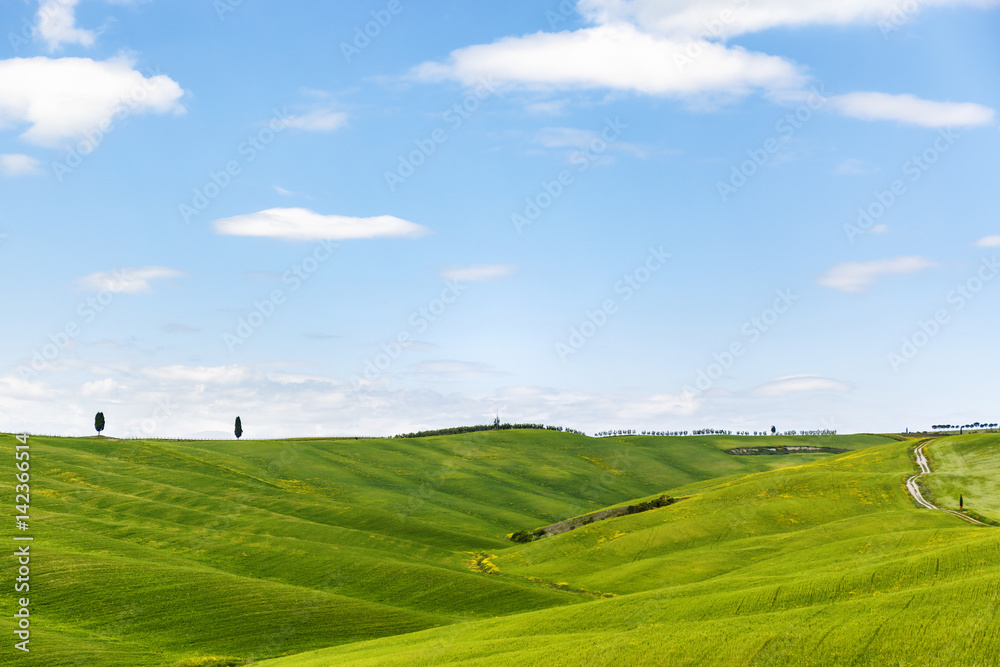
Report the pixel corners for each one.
[906,440,988,526]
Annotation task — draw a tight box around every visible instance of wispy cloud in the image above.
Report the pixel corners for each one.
[213,208,431,241]
[141,365,250,385]
[974,235,1000,248]
[752,375,851,397]
[0,154,42,176]
[77,267,184,293]
[834,158,879,176]
[283,108,348,132]
[403,360,504,379]
[580,0,1000,39]
[818,256,937,292]
[440,264,517,282]
[831,92,995,127]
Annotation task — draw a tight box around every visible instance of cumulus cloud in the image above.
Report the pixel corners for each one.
[213,208,431,241]
[440,264,517,282]
[752,375,851,397]
[412,0,996,120]
[974,235,1000,247]
[830,92,995,127]
[0,154,42,176]
[0,56,186,146]
[412,23,806,99]
[818,256,937,292]
[76,266,183,293]
[36,0,96,51]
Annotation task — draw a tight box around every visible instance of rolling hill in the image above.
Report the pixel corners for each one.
[2,431,994,666]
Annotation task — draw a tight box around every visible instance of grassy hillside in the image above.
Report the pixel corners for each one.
[257,437,1000,667]
[922,434,1000,521]
[1,430,878,666]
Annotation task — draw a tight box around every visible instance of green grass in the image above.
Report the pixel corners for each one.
[255,437,1000,667]
[4,430,996,666]
[922,434,1000,521]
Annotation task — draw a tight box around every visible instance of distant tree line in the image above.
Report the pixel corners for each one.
[395,423,584,439]
[932,422,997,431]
[597,427,837,438]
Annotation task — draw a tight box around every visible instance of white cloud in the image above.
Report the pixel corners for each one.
[81,378,119,397]
[535,126,605,148]
[403,360,502,379]
[77,266,183,293]
[37,0,96,51]
[142,365,251,385]
[831,92,995,127]
[818,256,937,292]
[0,56,186,146]
[0,363,704,438]
[440,264,517,282]
[752,375,851,397]
[213,208,431,241]
[284,108,348,132]
[0,153,42,176]
[575,0,1000,40]
[834,158,879,176]
[526,99,570,116]
[412,23,806,99]
[974,235,1000,247]
[412,1,998,120]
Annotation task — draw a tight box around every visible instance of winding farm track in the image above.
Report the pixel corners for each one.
[906,440,988,526]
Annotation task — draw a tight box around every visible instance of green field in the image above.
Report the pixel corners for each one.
[922,434,1000,522]
[1,431,996,666]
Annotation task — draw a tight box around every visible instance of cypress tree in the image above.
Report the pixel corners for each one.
[95,412,105,436]
[235,416,243,440]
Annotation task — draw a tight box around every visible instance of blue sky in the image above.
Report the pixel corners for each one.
[1,0,998,438]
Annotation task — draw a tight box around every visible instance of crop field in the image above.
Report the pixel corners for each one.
[1,431,995,666]
[921,434,1000,523]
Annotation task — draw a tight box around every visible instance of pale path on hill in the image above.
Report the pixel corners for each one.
[906,440,988,526]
